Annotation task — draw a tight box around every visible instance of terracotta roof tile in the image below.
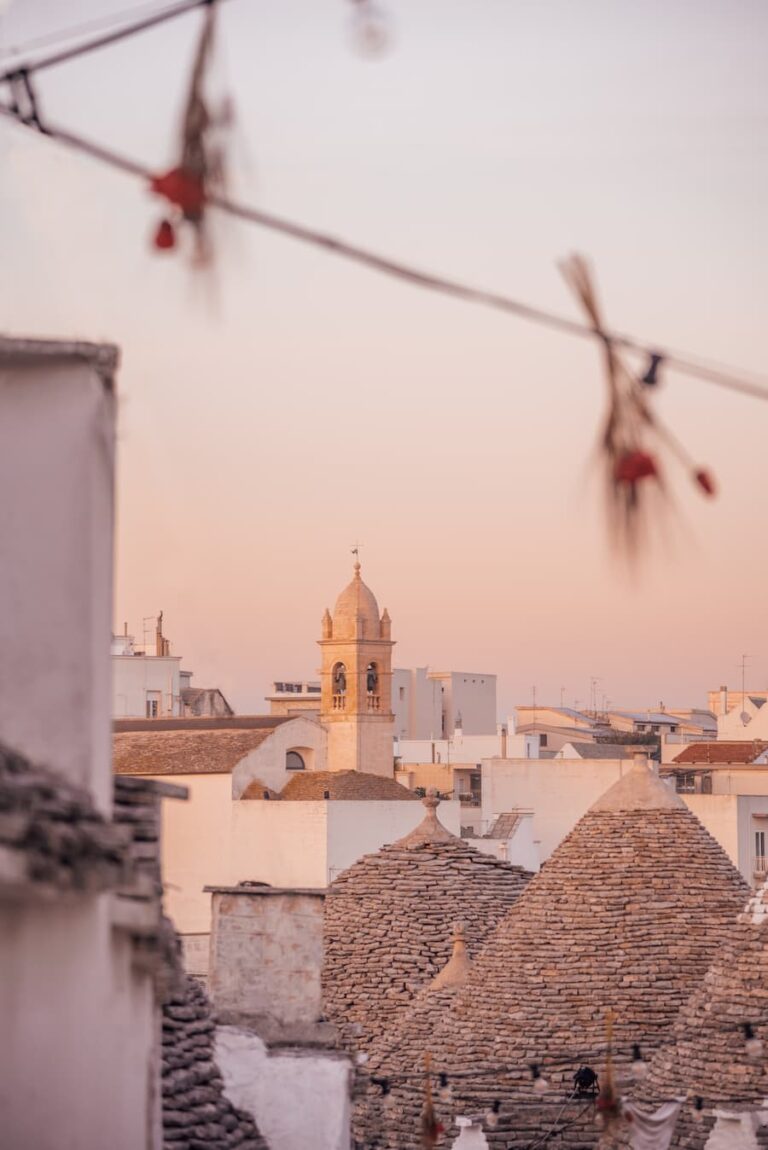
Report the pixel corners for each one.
[673,741,768,765]
[279,770,417,802]
[113,728,279,776]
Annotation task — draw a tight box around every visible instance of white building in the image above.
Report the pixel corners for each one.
[112,618,233,719]
[0,337,166,1150]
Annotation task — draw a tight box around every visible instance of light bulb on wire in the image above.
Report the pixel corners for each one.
[438,1073,452,1104]
[349,0,392,57]
[631,1044,648,1080]
[530,1064,549,1094]
[744,1023,763,1060]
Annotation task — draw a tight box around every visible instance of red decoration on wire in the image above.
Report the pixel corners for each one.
[150,168,205,218]
[613,451,658,486]
[694,469,716,497]
[153,219,177,251]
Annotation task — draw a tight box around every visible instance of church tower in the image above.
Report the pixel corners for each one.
[319,560,395,778]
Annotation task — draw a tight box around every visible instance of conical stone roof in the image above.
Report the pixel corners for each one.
[356,758,750,1149]
[620,878,768,1149]
[322,792,532,1052]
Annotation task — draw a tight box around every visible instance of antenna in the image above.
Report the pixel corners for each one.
[738,654,752,725]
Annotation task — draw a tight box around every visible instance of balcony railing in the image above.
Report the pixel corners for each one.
[332,693,346,711]
[367,694,380,712]
[753,855,768,877]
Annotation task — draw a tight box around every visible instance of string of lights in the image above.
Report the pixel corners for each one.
[358,1014,767,1085]
[0,87,767,405]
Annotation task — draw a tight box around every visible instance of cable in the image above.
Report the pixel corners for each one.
[0,98,767,405]
[0,0,225,82]
[0,0,193,63]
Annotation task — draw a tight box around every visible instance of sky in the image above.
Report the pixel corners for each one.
[1,0,767,717]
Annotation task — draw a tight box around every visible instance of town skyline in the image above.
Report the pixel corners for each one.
[2,0,767,718]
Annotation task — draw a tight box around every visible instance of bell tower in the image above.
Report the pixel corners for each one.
[319,560,395,777]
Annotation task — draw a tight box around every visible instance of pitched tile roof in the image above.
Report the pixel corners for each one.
[113,727,282,776]
[279,770,418,802]
[358,759,750,1148]
[322,795,532,1054]
[566,741,645,759]
[673,741,768,765]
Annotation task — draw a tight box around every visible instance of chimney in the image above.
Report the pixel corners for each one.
[155,610,170,657]
[720,685,728,716]
[205,885,331,1043]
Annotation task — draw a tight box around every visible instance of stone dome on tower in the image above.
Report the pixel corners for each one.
[330,560,382,640]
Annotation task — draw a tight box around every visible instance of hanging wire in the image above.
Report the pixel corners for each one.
[0,0,226,82]
[0,0,197,64]
[0,98,767,407]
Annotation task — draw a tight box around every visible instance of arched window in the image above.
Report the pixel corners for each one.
[332,662,347,711]
[286,751,305,771]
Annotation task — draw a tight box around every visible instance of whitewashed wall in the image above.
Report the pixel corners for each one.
[230,716,328,795]
[481,757,630,860]
[217,1027,351,1150]
[0,898,157,1150]
[0,345,160,1150]
[0,355,114,809]
[154,776,458,937]
[112,653,182,718]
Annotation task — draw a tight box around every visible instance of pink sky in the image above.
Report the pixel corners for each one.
[1,0,767,716]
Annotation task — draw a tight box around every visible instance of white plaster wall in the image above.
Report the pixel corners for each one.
[398,733,503,766]
[719,701,768,740]
[112,654,182,717]
[0,896,157,1150]
[152,773,236,933]
[708,769,768,796]
[216,1026,351,1150]
[229,801,329,888]
[0,358,114,810]
[325,799,461,883]
[470,813,540,872]
[481,758,629,860]
[681,794,740,874]
[231,717,327,796]
[153,774,330,933]
[439,672,497,736]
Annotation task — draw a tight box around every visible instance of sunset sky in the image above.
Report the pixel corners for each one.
[1,0,767,717]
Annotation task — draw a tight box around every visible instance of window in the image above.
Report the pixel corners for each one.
[399,686,405,701]
[145,690,161,719]
[701,773,713,794]
[540,734,548,747]
[756,831,766,874]
[286,751,305,771]
[675,772,696,794]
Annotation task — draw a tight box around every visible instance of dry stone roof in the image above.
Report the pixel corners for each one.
[322,793,532,1053]
[0,740,130,892]
[357,759,750,1149]
[621,879,768,1149]
[162,974,268,1150]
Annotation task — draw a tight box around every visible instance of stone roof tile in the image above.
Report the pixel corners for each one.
[359,758,750,1149]
[322,796,532,1054]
